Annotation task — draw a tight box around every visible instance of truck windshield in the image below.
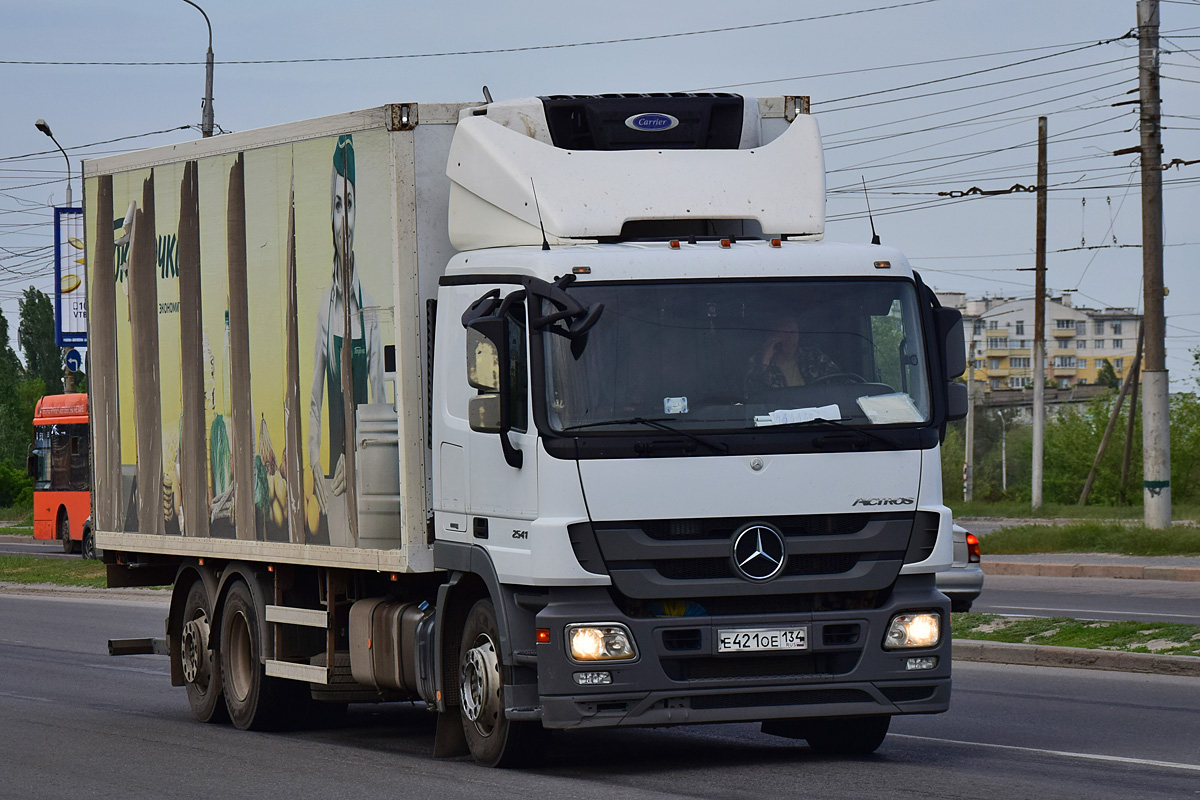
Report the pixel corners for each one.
[543,279,931,433]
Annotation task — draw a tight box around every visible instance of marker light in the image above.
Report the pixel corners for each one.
[884,612,941,649]
[770,238,782,248]
[966,533,981,563]
[567,624,638,662]
[874,261,891,269]
[572,266,591,274]
[719,239,732,248]
[669,240,681,249]
[536,628,551,644]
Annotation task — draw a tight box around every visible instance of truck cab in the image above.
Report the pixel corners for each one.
[430,95,967,758]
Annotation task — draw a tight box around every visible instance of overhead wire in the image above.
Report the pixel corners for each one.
[0,2,943,66]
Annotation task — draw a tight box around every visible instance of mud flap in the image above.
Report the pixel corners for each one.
[433,711,469,758]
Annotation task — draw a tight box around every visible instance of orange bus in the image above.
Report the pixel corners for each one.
[27,393,92,557]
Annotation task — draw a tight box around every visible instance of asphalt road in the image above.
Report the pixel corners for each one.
[2,593,1198,799]
[0,535,73,558]
[975,574,1200,624]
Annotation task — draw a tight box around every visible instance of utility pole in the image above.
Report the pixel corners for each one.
[1031,116,1048,509]
[1138,0,1171,528]
[964,340,975,502]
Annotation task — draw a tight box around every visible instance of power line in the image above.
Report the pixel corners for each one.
[813,32,1134,110]
[0,2,943,66]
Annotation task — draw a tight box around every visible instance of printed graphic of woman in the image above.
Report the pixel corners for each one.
[308,135,384,534]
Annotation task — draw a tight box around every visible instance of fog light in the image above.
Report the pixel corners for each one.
[906,656,938,671]
[884,612,941,649]
[573,671,613,686]
[567,624,638,662]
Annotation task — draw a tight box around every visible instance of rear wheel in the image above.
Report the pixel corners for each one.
[803,715,890,755]
[458,599,544,767]
[181,580,227,723]
[58,513,78,555]
[219,580,305,730]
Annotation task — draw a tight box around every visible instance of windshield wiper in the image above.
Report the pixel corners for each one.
[767,416,900,450]
[562,417,728,454]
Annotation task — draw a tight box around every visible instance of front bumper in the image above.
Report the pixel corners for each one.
[529,574,951,729]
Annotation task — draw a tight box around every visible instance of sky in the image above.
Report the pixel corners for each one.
[2,0,1198,387]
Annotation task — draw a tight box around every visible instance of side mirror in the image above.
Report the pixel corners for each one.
[946,382,968,421]
[466,328,500,392]
[935,306,966,379]
[468,395,502,433]
[26,454,37,479]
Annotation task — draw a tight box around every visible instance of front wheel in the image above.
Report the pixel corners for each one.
[458,599,544,767]
[81,527,98,560]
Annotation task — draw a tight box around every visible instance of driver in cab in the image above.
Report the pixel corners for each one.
[745,315,840,395]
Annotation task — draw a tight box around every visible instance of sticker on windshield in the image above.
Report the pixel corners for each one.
[753,404,841,426]
[857,393,923,424]
[663,396,689,415]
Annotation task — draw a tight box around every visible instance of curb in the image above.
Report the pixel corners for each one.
[983,561,1200,581]
[0,581,170,603]
[953,639,1200,677]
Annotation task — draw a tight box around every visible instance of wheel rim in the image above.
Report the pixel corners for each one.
[227,609,254,703]
[181,613,212,688]
[460,632,501,737]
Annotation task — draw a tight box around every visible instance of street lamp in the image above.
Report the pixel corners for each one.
[994,409,1010,493]
[34,118,75,394]
[180,0,215,138]
[34,119,71,205]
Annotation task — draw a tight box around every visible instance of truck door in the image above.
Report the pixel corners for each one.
[436,288,537,582]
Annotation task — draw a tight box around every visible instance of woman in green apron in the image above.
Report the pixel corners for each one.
[308,134,384,529]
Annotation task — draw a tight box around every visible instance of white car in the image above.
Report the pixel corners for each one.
[937,524,983,612]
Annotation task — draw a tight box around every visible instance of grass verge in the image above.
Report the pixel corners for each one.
[0,555,107,588]
[953,613,1200,657]
[1,525,34,537]
[949,500,1200,520]
[980,522,1200,556]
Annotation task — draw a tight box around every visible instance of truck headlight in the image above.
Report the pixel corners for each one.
[566,624,638,662]
[884,613,941,649]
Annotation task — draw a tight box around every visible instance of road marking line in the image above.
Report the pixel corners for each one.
[86,663,169,676]
[0,691,51,703]
[892,734,1200,773]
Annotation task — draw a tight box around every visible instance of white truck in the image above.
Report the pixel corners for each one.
[85,93,967,767]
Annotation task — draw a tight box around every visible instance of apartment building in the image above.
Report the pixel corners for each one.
[935,292,1143,392]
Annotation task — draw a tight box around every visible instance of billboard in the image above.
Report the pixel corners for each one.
[54,205,86,346]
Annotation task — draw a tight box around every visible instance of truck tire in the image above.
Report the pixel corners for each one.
[58,513,78,555]
[219,579,304,730]
[458,598,544,767]
[802,715,890,755]
[181,581,228,723]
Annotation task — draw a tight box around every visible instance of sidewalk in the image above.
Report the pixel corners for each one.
[982,553,1200,581]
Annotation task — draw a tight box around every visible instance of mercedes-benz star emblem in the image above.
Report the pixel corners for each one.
[731,523,787,582]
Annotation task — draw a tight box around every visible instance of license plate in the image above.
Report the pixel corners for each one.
[717,626,808,653]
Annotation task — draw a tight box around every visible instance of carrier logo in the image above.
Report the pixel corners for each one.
[852,497,915,507]
[730,522,787,582]
[625,113,679,132]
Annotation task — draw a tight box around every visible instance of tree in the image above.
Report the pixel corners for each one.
[0,309,26,467]
[18,286,62,396]
[1096,358,1120,389]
